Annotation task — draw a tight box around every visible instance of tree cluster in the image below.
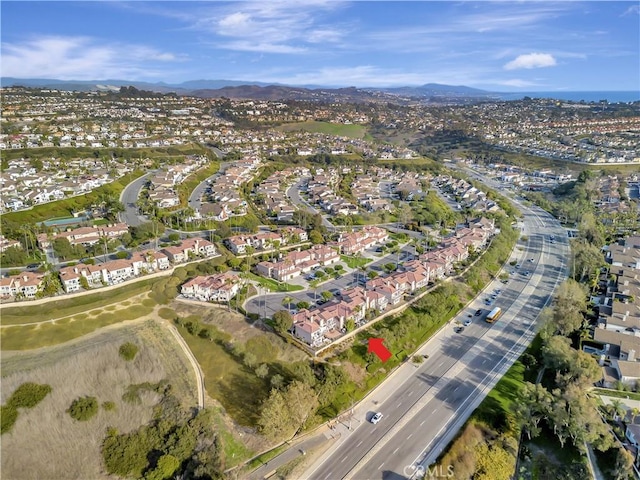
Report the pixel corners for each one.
[1,382,52,434]
[102,397,224,480]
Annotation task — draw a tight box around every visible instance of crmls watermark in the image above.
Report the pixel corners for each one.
[403,464,454,478]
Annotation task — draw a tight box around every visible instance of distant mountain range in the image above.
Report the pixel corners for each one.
[1,77,503,103]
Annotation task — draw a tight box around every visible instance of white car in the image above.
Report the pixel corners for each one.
[371,412,383,424]
[464,319,472,326]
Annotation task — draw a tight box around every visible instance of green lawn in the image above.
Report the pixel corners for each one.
[593,387,640,401]
[246,272,304,293]
[276,121,368,139]
[175,323,270,426]
[1,279,156,325]
[474,360,527,429]
[340,255,372,269]
[1,304,153,350]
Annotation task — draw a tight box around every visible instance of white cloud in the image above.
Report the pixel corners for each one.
[504,53,557,70]
[1,36,184,80]
[622,5,640,16]
[188,1,349,54]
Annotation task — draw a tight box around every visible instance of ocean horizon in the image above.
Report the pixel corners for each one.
[498,91,639,103]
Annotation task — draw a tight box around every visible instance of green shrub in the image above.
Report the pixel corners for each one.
[68,396,99,421]
[119,342,139,361]
[1,405,18,434]
[102,401,116,411]
[8,383,52,409]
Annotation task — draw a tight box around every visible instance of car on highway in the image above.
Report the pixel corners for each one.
[463,319,472,327]
[475,309,483,316]
[455,326,465,333]
[370,412,383,424]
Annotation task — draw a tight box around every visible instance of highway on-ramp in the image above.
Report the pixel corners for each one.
[302,203,568,480]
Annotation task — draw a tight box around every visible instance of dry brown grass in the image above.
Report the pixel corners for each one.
[170,300,306,363]
[0,320,196,480]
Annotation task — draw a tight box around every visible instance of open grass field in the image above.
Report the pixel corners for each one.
[0,279,155,325]
[276,120,368,139]
[1,292,156,350]
[0,321,181,480]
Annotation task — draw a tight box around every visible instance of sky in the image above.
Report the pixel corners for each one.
[1,1,639,92]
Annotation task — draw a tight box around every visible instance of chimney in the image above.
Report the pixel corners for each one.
[628,349,636,362]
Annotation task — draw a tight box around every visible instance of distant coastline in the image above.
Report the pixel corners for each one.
[498,91,640,103]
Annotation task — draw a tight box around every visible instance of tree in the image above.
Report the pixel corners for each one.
[296,301,310,310]
[255,364,269,379]
[321,291,333,302]
[282,296,294,311]
[611,447,634,480]
[345,318,356,332]
[119,342,139,361]
[68,396,99,421]
[550,280,587,335]
[272,310,293,335]
[243,352,258,368]
[270,374,284,390]
[367,270,378,280]
[309,229,324,244]
[257,381,319,440]
[512,382,553,440]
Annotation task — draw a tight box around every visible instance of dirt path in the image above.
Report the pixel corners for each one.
[162,320,205,410]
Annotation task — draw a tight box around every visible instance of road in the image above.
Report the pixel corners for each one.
[302,202,569,480]
[188,161,228,213]
[119,171,154,227]
[287,177,336,231]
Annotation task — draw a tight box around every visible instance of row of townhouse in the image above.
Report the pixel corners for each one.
[291,219,496,346]
[332,226,389,255]
[595,235,640,389]
[37,223,130,248]
[181,272,243,303]
[0,271,45,298]
[257,244,339,282]
[59,250,171,292]
[293,286,388,347]
[224,227,308,255]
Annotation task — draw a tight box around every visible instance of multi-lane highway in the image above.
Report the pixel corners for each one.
[302,202,569,480]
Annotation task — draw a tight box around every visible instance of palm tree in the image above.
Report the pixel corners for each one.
[630,407,640,425]
[610,399,626,422]
[282,296,294,312]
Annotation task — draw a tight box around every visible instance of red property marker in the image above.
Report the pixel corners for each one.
[368,338,392,362]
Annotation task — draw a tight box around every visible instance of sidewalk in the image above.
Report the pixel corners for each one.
[245,426,341,480]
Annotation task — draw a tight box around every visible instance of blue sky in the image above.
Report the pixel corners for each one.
[2,1,639,91]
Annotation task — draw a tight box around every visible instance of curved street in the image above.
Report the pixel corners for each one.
[119,171,154,227]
